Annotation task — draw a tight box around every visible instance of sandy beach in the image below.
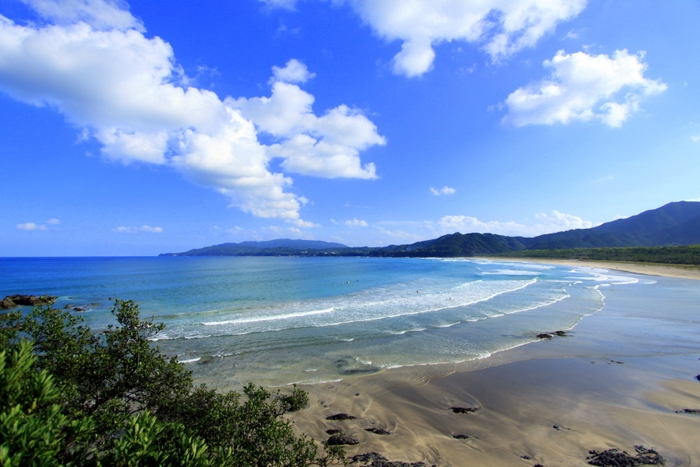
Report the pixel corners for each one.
[479,257,700,281]
[287,262,700,466]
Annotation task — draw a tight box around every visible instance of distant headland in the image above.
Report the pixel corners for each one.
[160,201,700,265]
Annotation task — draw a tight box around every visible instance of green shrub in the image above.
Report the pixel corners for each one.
[0,300,345,466]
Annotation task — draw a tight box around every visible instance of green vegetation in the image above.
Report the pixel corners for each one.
[496,244,700,266]
[0,300,345,466]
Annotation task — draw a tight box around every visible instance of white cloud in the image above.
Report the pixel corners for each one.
[139,225,163,233]
[691,135,700,143]
[17,222,46,230]
[259,0,296,10]
[345,218,368,227]
[0,2,383,221]
[373,209,594,242]
[533,210,592,231]
[270,59,315,84]
[342,0,587,77]
[430,186,456,196]
[113,225,163,233]
[436,211,592,236]
[229,81,384,179]
[436,215,525,236]
[20,0,144,31]
[503,49,667,127]
[46,218,61,224]
[288,218,320,228]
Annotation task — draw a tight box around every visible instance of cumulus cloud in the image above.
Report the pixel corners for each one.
[270,59,315,84]
[430,186,456,196]
[113,225,163,233]
[341,0,587,77]
[503,49,667,127]
[533,210,592,231]
[46,218,61,224]
[0,0,383,221]
[345,218,368,227]
[17,222,46,231]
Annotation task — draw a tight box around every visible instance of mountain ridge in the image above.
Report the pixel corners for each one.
[160,201,700,258]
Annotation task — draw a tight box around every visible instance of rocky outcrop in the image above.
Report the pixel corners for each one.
[586,446,665,466]
[451,406,479,414]
[365,427,390,435]
[537,330,568,339]
[0,294,57,309]
[327,434,359,445]
[349,452,434,467]
[326,413,356,420]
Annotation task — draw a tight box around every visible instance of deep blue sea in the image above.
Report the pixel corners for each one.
[0,256,667,388]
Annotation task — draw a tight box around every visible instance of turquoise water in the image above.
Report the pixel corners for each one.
[0,256,662,388]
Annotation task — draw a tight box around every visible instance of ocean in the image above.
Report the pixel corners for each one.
[0,256,678,389]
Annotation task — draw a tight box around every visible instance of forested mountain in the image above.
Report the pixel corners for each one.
[161,239,347,256]
[162,202,700,258]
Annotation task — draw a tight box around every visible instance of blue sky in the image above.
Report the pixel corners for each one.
[1,0,699,256]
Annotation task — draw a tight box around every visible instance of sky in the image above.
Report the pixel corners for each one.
[1,0,699,256]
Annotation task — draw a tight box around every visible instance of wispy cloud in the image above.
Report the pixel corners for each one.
[430,186,456,196]
[17,222,46,231]
[345,218,368,227]
[113,225,163,233]
[16,218,61,231]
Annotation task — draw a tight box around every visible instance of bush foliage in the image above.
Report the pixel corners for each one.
[0,300,345,466]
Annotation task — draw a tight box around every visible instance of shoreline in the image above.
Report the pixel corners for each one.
[287,266,700,466]
[478,256,700,281]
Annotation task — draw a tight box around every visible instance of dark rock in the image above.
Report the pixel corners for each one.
[676,409,700,414]
[536,333,553,339]
[326,413,356,420]
[1,294,57,308]
[520,455,532,460]
[553,425,563,431]
[365,427,391,435]
[696,375,700,382]
[451,406,479,414]
[327,434,359,445]
[73,307,84,312]
[350,452,388,464]
[587,445,665,466]
[64,304,74,309]
[349,452,431,467]
[326,429,343,435]
[341,367,381,375]
[534,464,546,467]
[554,330,568,336]
[452,434,470,440]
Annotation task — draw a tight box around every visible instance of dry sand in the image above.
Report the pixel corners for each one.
[286,261,700,466]
[479,257,700,281]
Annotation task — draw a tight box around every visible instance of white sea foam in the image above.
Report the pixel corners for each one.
[480,269,541,276]
[203,307,335,326]
[179,357,201,364]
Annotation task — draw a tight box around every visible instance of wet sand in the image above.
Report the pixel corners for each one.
[286,265,700,466]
